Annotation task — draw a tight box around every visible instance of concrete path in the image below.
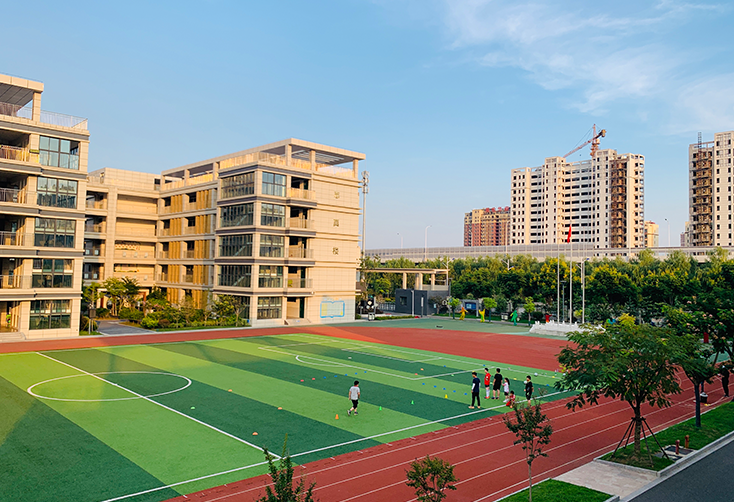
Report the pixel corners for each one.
[556,459,657,499]
[96,320,153,336]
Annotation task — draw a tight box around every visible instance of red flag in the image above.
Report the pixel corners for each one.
[566,225,572,243]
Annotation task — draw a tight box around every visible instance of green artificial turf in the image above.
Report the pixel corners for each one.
[0,333,569,502]
[501,479,610,502]
[601,402,734,470]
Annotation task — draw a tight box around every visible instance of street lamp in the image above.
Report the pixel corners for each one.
[664,218,670,247]
[424,225,431,262]
[398,232,403,249]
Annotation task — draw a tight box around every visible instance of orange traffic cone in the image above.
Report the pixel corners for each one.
[335,414,339,420]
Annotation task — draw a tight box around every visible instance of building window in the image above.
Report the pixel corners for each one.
[257,296,282,319]
[260,234,284,257]
[220,203,254,227]
[29,300,71,330]
[221,172,254,199]
[261,203,285,227]
[258,265,283,288]
[32,259,73,288]
[219,234,253,257]
[36,177,78,209]
[218,265,251,288]
[262,172,286,197]
[39,136,79,170]
[34,218,76,248]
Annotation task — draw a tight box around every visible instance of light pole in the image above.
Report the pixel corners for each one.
[398,232,403,249]
[664,218,670,247]
[424,225,431,262]
[361,171,369,256]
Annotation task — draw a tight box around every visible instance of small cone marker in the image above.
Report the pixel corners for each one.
[335,414,339,419]
[228,389,232,392]
[379,406,382,410]
[252,432,258,436]
[411,400,414,405]
[445,394,448,399]
[278,407,283,410]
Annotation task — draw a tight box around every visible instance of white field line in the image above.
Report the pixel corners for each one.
[340,348,443,364]
[101,390,568,502]
[35,352,279,459]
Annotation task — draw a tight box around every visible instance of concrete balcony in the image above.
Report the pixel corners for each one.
[0,145,38,164]
[287,247,313,259]
[287,188,315,200]
[0,100,88,130]
[0,231,31,247]
[0,275,30,289]
[289,218,314,230]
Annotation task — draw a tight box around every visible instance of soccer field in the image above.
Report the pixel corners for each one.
[0,333,568,502]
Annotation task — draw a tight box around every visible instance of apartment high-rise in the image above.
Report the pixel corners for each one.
[510,149,645,248]
[0,74,90,338]
[689,131,734,247]
[463,207,510,246]
[644,220,659,248]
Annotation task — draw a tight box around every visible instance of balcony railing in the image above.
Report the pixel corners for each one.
[114,250,153,259]
[288,247,313,259]
[0,101,88,130]
[289,218,313,230]
[84,248,104,256]
[85,223,106,233]
[183,274,194,283]
[161,173,215,191]
[86,199,107,210]
[287,188,315,200]
[185,250,195,259]
[116,227,156,237]
[87,175,160,192]
[0,232,28,246]
[0,187,32,204]
[218,151,357,179]
[157,252,169,259]
[0,275,30,289]
[0,145,38,163]
[286,278,312,289]
[157,273,169,282]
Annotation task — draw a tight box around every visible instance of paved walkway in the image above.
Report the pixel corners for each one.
[96,320,153,336]
[556,459,656,498]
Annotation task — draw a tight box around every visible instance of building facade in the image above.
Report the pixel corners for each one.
[644,220,659,248]
[463,207,510,246]
[689,131,734,247]
[0,74,90,339]
[510,149,645,248]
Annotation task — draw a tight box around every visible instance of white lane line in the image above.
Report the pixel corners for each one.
[35,352,279,459]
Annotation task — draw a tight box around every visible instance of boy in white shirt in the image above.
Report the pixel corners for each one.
[348,380,360,416]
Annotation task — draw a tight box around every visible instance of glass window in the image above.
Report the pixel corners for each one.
[31,259,73,288]
[34,218,76,248]
[36,177,78,209]
[29,300,71,330]
[262,172,286,197]
[261,203,285,227]
[259,234,284,257]
[219,234,253,257]
[258,265,283,288]
[257,296,282,319]
[39,136,79,170]
[218,265,251,288]
[221,173,254,199]
[220,203,254,227]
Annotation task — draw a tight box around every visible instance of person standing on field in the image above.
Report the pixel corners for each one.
[720,365,730,398]
[469,372,481,409]
[525,375,534,401]
[492,368,503,399]
[348,380,360,416]
[484,368,491,399]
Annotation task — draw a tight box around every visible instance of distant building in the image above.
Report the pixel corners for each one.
[510,149,645,248]
[689,132,734,246]
[463,207,510,246]
[644,221,659,247]
[681,221,692,247]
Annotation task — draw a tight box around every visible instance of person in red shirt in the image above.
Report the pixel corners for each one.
[484,368,491,399]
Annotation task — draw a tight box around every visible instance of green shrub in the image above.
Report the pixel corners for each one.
[80,316,98,332]
[158,318,170,328]
[119,307,143,322]
[95,307,109,318]
[140,315,159,329]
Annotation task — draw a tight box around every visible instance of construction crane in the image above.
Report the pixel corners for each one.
[563,124,606,159]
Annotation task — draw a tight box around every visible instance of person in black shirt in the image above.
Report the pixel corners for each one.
[720,364,730,398]
[525,375,534,401]
[492,368,503,399]
[469,372,481,409]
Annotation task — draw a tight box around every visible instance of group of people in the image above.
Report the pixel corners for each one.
[469,368,534,409]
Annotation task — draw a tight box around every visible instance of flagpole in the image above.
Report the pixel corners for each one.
[569,226,573,323]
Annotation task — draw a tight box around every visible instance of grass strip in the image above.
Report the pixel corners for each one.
[500,479,610,502]
[601,401,734,471]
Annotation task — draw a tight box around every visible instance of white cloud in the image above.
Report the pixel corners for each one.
[670,74,734,134]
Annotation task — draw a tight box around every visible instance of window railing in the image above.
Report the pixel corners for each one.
[286,278,312,289]
[287,188,315,200]
[0,145,38,163]
[0,101,88,130]
[289,218,313,230]
[288,247,313,259]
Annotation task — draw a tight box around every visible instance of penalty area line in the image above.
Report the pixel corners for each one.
[34,352,278,459]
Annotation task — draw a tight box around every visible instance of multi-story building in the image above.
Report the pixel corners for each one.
[689,132,734,247]
[644,220,659,248]
[0,74,90,338]
[463,207,510,246]
[681,221,692,247]
[510,149,645,248]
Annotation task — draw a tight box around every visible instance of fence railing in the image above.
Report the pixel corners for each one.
[286,278,312,289]
[287,188,315,200]
[0,187,31,204]
[287,247,313,259]
[87,175,160,191]
[85,224,106,233]
[0,145,38,163]
[0,101,88,130]
[0,275,30,289]
[85,199,107,210]
[289,218,313,230]
[0,232,28,246]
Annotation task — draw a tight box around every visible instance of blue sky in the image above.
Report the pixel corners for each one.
[4,0,733,249]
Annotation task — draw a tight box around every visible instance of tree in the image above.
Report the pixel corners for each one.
[102,277,126,316]
[120,277,141,310]
[448,297,460,319]
[503,400,553,502]
[257,436,315,502]
[405,455,457,502]
[524,297,536,326]
[556,315,682,461]
[483,297,497,322]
